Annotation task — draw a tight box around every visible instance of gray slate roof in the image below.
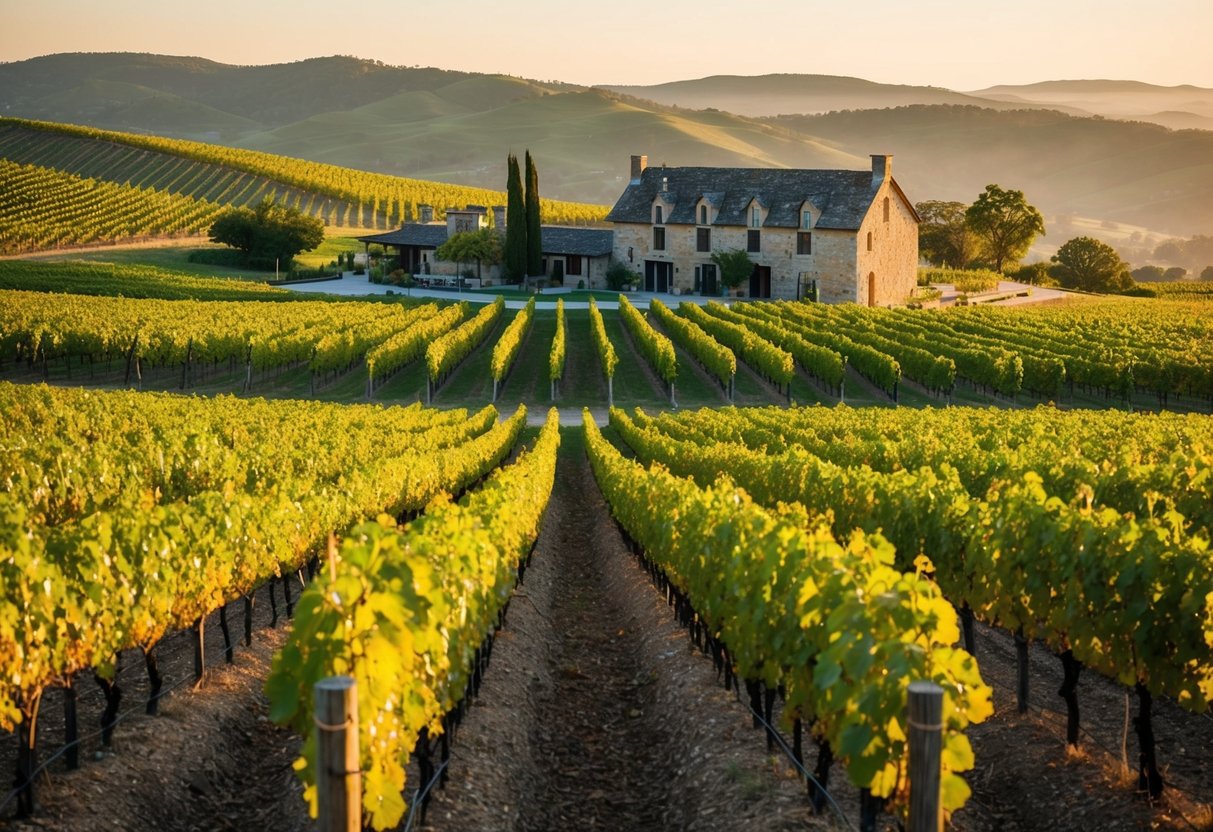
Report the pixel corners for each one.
[358,224,449,248]
[607,166,881,230]
[540,226,614,256]
[359,224,613,256]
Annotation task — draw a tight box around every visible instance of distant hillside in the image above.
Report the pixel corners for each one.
[772,106,1213,235]
[2,53,1211,234]
[597,73,1055,117]
[242,87,867,205]
[0,53,568,140]
[968,80,1213,131]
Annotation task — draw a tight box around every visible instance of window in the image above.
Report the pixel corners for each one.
[797,232,812,255]
[699,205,708,225]
[801,210,812,230]
[866,231,873,252]
[653,227,666,251]
[696,227,711,252]
[751,206,761,228]
[747,230,761,253]
[654,205,663,224]
[883,197,890,222]
[566,255,582,276]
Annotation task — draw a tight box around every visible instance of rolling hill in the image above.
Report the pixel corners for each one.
[597,73,1076,117]
[770,105,1213,236]
[2,53,1212,236]
[968,80,1213,131]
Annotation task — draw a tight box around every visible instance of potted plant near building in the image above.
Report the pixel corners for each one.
[712,249,753,298]
[606,262,635,293]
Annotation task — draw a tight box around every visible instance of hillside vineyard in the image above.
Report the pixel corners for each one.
[0,118,609,235]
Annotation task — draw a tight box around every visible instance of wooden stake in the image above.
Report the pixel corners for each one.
[1014,628,1030,713]
[315,676,361,832]
[907,680,943,832]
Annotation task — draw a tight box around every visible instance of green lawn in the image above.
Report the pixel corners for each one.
[496,310,558,407]
[293,235,364,269]
[29,236,364,280]
[32,245,268,282]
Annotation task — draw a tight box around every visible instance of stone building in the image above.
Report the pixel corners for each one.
[358,204,612,286]
[605,154,919,304]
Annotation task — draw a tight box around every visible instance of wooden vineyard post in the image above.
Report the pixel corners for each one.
[907,681,943,832]
[1014,627,1030,713]
[315,676,361,832]
[608,375,613,408]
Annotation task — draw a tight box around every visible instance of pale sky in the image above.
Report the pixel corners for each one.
[2,0,1211,89]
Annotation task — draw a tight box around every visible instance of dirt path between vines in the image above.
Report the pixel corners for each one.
[421,431,822,832]
[4,579,309,832]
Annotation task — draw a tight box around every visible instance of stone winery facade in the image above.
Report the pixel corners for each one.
[362,154,919,304]
[605,154,919,305]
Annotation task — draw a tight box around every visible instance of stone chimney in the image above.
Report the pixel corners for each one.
[418,203,434,223]
[871,154,892,189]
[630,154,648,184]
[492,205,506,230]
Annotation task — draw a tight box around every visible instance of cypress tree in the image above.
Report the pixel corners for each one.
[504,153,526,283]
[525,150,543,277]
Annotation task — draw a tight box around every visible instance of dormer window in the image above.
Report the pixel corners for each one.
[751,206,761,228]
[802,210,812,230]
[699,205,708,225]
[654,205,663,225]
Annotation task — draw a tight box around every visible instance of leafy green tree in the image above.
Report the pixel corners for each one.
[964,185,1045,273]
[1050,236,1132,293]
[1163,266,1188,281]
[1131,265,1165,282]
[711,249,754,290]
[435,228,502,279]
[208,198,324,271]
[1012,262,1054,287]
[916,200,976,268]
[504,154,526,283]
[1202,265,1213,281]
[525,151,542,276]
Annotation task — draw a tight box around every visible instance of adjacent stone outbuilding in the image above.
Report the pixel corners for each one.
[358,204,613,286]
[605,154,919,304]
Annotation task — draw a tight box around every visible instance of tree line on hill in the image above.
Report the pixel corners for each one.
[917,186,1213,294]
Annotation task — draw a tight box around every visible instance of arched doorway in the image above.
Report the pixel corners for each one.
[868,272,876,307]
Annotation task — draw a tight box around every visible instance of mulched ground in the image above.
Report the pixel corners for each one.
[953,621,1213,832]
[3,578,309,831]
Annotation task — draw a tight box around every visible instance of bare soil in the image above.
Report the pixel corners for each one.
[420,434,824,831]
